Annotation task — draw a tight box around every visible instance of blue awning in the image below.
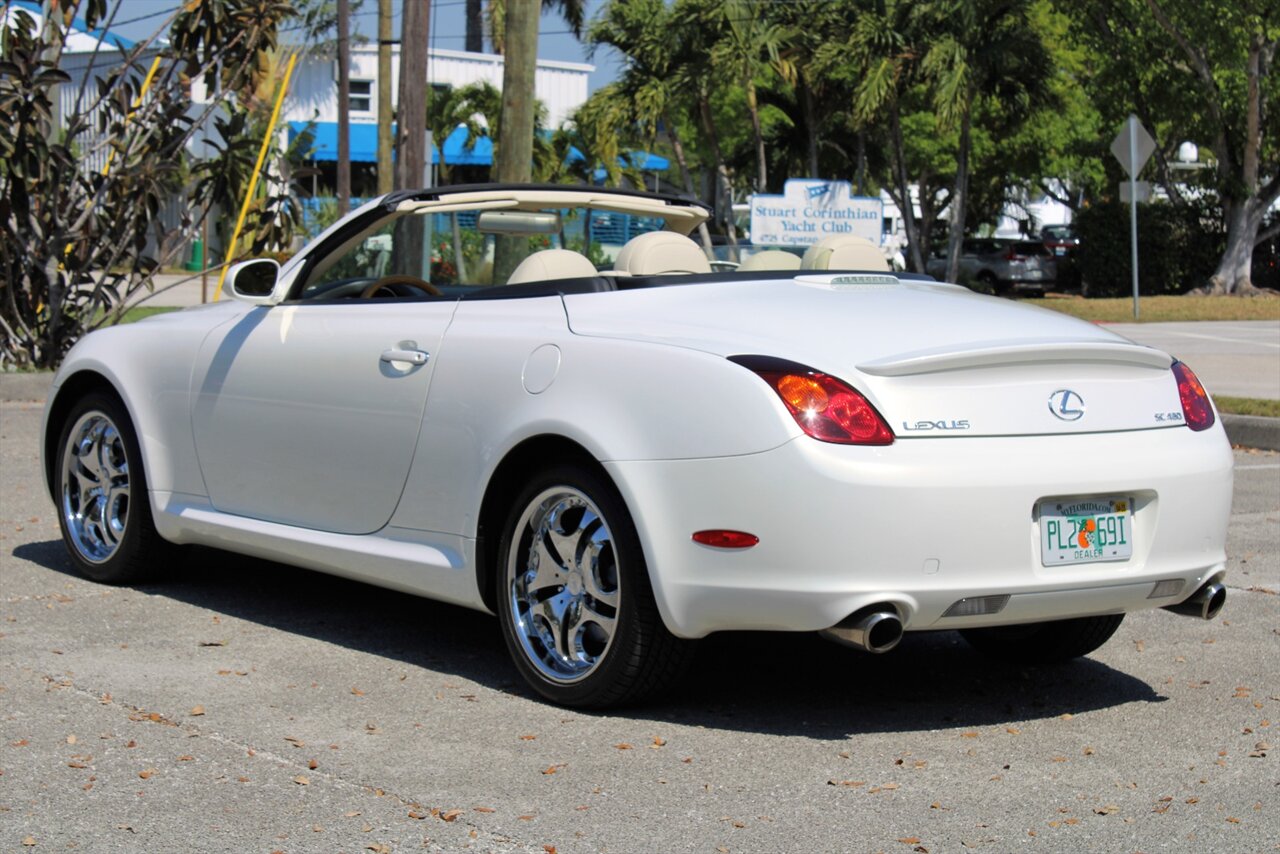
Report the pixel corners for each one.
[288,122,667,173]
[289,122,492,166]
[567,146,669,173]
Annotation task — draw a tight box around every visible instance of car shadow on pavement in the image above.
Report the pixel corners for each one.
[15,540,1166,737]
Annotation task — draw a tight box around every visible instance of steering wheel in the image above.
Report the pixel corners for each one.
[359,275,443,299]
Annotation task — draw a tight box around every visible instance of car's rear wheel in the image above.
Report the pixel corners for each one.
[495,463,693,708]
[960,614,1124,664]
[55,392,169,584]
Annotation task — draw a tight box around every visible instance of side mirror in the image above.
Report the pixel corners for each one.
[225,259,280,304]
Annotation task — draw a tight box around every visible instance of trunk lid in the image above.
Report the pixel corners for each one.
[563,275,1184,437]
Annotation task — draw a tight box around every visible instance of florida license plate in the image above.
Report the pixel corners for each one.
[1039,497,1133,565]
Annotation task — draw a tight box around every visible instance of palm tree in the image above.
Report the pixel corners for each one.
[919,0,1052,283]
[485,0,587,54]
[823,0,931,271]
[589,0,714,253]
[705,0,794,193]
[428,82,501,279]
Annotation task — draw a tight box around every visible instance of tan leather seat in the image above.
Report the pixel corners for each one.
[613,232,711,275]
[739,249,802,271]
[507,249,598,285]
[800,235,889,272]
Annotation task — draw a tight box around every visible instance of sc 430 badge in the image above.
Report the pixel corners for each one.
[900,419,971,432]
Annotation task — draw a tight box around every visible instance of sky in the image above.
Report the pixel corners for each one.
[103,0,622,92]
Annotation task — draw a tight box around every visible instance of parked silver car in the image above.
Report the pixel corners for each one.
[927,238,1057,294]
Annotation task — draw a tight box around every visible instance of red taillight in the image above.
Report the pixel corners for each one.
[1172,361,1216,432]
[692,530,760,549]
[731,356,894,445]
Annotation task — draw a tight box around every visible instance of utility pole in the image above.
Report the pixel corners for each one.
[492,0,538,283]
[395,0,431,276]
[395,0,430,191]
[377,0,393,195]
[336,0,352,214]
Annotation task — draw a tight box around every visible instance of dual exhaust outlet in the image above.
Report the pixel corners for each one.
[821,579,1226,655]
[1163,579,1227,621]
[819,606,904,654]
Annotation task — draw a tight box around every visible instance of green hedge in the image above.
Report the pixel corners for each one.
[1074,199,1224,297]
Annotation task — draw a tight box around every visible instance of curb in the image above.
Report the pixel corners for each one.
[4,371,1278,451]
[1221,414,1280,452]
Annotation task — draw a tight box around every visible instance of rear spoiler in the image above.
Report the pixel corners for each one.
[856,339,1172,377]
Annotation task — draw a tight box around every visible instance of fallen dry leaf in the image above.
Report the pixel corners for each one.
[651,736,667,748]
[1094,804,1119,815]
[614,743,633,750]
[293,775,310,785]
[66,735,77,745]
[542,763,567,775]
[138,768,156,780]
[189,705,205,716]
[21,837,35,847]
[408,810,426,820]
[441,809,464,822]
[284,737,305,748]
[198,640,226,647]
[177,755,194,762]
[474,806,496,813]
[898,838,921,845]
[308,759,318,770]
[519,734,537,741]
[351,687,365,696]
[543,846,558,854]
[827,779,866,787]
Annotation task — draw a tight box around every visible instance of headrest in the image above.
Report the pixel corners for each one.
[507,249,598,285]
[800,235,889,271]
[738,249,802,271]
[613,231,711,275]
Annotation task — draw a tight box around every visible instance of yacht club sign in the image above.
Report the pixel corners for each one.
[749,180,883,247]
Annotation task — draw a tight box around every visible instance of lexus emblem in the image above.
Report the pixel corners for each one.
[1048,389,1085,421]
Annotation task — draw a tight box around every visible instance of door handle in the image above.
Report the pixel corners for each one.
[380,348,429,366]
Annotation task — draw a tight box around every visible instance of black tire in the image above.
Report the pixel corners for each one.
[495,462,694,708]
[54,391,170,584]
[976,270,1004,295]
[960,614,1124,665]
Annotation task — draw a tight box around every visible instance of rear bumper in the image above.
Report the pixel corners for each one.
[606,425,1234,639]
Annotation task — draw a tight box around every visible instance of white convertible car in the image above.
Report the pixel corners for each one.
[43,185,1233,707]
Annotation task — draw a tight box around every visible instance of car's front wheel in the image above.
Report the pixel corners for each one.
[55,392,169,584]
[960,614,1124,664]
[495,463,693,708]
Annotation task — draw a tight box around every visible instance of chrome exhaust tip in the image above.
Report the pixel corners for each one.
[1163,580,1226,621]
[820,608,904,654]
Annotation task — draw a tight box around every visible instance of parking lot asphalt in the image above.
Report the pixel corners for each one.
[1106,321,1280,400]
[1,399,1277,853]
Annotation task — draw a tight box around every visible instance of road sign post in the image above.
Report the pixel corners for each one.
[1110,115,1156,319]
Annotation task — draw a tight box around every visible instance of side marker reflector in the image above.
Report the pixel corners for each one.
[692,530,760,549]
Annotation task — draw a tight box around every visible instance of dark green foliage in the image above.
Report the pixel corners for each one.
[1074,200,1226,297]
[0,1,298,369]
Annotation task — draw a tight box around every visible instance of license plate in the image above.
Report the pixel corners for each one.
[1054,247,1066,255]
[1027,269,1043,279]
[1039,497,1133,565]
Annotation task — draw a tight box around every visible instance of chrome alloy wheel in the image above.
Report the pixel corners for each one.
[60,411,131,564]
[506,487,621,683]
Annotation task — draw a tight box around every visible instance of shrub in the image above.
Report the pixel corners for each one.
[1074,198,1225,297]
